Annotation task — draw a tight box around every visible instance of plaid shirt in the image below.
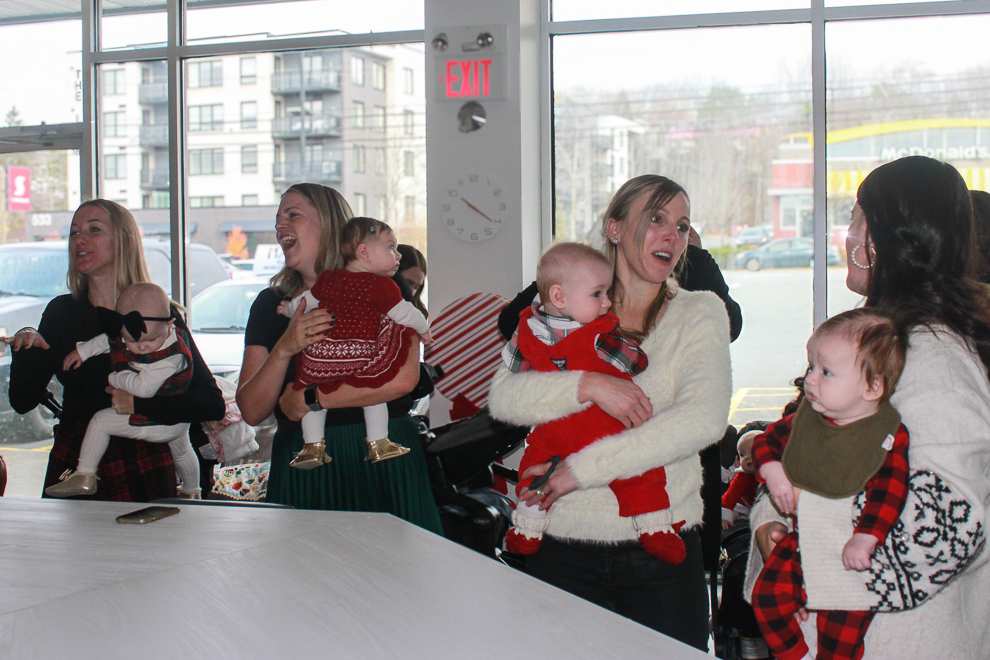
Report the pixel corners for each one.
[502,303,648,377]
[752,412,910,542]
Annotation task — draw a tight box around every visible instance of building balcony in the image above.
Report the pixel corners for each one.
[273,159,342,184]
[139,82,168,104]
[271,113,342,139]
[140,168,170,190]
[139,124,169,147]
[272,68,341,94]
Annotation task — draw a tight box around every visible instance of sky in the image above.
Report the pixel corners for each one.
[2,2,990,126]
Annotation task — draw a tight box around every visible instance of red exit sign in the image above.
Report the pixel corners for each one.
[436,56,504,102]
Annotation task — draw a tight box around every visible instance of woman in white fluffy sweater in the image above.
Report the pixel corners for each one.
[489,175,731,650]
[748,156,990,659]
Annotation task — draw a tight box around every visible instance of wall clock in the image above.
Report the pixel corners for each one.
[441,173,507,242]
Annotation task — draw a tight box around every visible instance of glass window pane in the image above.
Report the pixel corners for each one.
[825,14,990,318]
[554,25,812,426]
[185,0,424,45]
[102,9,167,51]
[180,44,427,284]
[0,19,81,125]
[552,0,805,22]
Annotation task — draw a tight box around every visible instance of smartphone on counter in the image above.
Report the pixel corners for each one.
[115,506,180,524]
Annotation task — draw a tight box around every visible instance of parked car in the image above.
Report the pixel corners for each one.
[0,239,229,443]
[188,276,271,380]
[734,237,841,271]
[733,224,772,249]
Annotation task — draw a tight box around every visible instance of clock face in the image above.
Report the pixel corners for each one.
[442,173,507,243]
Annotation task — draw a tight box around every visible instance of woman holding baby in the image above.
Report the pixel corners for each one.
[5,199,224,501]
[489,175,732,649]
[236,183,441,533]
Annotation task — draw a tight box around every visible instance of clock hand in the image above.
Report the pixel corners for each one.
[461,197,495,223]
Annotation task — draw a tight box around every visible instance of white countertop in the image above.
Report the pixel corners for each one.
[0,498,708,659]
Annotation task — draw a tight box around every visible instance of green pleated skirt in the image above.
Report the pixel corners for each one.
[266,415,443,535]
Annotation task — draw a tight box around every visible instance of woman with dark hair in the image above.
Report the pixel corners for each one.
[396,244,428,318]
[5,199,224,501]
[489,175,731,649]
[970,189,990,284]
[236,184,441,532]
[749,156,990,658]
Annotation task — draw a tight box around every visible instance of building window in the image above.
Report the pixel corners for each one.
[353,145,366,173]
[188,60,223,88]
[103,111,124,138]
[242,194,259,206]
[403,68,414,95]
[188,104,223,131]
[241,101,257,129]
[102,69,125,95]
[373,106,386,132]
[103,154,126,179]
[404,195,415,222]
[403,110,414,137]
[353,192,366,216]
[353,101,365,129]
[351,56,364,86]
[377,195,388,220]
[373,62,386,90]
[374,148,386,175]
[241,146,258,173]
[240,57,256,85]
[190,196,224,208]
[189,148,224,175]
[403,151,414,177]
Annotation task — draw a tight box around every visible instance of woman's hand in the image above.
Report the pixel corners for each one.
[761,461,797,514]
[278,383,310,422]
[577,371,652,429]
[107,386,135,415]
[754,520,788,561]
[273,298,335,359]
[518,459,580,511]
[3,328,49,351]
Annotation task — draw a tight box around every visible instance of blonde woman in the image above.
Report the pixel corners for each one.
[6,199,223,501]
[489,175,731,649]
[236,184,440,532]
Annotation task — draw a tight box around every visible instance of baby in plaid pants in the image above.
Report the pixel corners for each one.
[501,242,686,564]
[752,309,909,660]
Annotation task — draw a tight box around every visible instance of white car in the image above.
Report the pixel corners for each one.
[188,275,272,381]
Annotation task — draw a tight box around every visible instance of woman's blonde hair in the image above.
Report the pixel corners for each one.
[67,199,150,302]
[600,175,689,343]
[270,183,354,296]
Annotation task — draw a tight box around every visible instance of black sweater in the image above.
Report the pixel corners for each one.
[10,294,224,424]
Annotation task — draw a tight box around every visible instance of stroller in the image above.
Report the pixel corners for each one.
[417,408,529,561]
[713,523,771,659]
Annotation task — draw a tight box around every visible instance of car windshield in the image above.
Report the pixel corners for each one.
[189,281,268,333]
[0,250,69,297]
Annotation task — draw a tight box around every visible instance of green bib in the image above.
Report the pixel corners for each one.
[782,398,901,499]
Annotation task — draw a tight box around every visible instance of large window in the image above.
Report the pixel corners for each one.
[188,60,223,88]
[189,148,224,175]
[189,105,224,132]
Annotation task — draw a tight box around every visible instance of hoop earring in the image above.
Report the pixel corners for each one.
[850,243,871,270]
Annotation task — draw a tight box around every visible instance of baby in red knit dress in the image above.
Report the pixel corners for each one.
[279,217,432,468]
[501,242,685,564]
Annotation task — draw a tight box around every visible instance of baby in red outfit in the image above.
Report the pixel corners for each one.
[501,242,685,564]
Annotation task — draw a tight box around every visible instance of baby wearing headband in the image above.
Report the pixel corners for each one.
[45,282,201,499]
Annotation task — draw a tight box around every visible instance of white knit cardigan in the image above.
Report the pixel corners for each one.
[489,286,732,543]
[745,327,990,659]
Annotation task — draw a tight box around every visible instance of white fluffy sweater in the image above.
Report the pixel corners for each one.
[489,286,732,543]
[746,327,990,658]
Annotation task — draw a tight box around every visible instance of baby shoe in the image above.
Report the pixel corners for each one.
[504,509,550,555]
[364,437,410,463]
[45,470,98,498]
[290,440,332,470]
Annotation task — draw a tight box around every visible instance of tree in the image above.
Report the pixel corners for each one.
[5,106,22,127]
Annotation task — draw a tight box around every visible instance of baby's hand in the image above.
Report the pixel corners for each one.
[722,519,732,530]
[63,349,83,371]
[277,300,292,317]
[760,461,796,515]
[421,330,434,345]
[842,533,878,571]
